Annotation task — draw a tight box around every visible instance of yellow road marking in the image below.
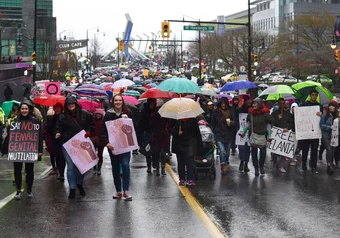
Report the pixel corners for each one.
[165,163,226,238]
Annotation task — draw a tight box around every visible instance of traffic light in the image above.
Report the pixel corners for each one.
[161,22,170,38]
[253,54,258,66]
[148,45,152,51]
[31,51,36,65]
[57,60,61,68]
[335,49,340,62]
[118,40,124,51]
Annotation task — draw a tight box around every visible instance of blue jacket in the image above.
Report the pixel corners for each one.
[320,112,333,139]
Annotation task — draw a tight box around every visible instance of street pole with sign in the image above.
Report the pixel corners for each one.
[33,0,37,82]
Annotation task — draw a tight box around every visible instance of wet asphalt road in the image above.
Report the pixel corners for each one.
[1,148,340,237]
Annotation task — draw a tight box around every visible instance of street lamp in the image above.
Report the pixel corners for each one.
[86,27,99,70]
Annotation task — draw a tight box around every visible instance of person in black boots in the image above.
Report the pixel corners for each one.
[55,96,94,199]
[299,88,323,174]
[241,98,273,176]
[137,98,156,174]
[13,100,43,199]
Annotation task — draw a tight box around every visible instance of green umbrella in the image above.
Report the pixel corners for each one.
[158,77,201,94]
[292,80,333,106]
[1,100,21,117]
[257,85,300,101]
[122,90,141,97]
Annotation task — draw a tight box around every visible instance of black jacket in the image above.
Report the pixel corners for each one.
[168,118,202,155]
[55,109,94,143]
[271,109,294,130]
[211,109,236,143]
[101,108,135,146]
[137,103,155,135]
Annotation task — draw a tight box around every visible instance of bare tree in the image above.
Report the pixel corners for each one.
[90,37,102,69]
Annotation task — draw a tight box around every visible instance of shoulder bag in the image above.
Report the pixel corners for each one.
[249,115,267,148]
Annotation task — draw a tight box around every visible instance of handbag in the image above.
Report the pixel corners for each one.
[249,115,267,148]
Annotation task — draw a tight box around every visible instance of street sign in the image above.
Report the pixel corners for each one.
[158,45,169,49]
[183,25,215,31]
[240,66,246,72]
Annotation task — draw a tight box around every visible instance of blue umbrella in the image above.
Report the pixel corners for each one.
[147,83,157,88]
[106,90,113,100]
[220,80,257,92]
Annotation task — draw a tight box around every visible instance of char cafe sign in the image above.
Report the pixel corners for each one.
[57,39,88,51]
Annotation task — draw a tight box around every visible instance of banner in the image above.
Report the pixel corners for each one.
[236,113,249,146]
[44,82,60,95]
[294,106,322,140]
[8,121,40,163]
[56,39,88,52]
[63,130,98,174]
[267,126,297,158]
[105,118,138,155]
[331,118,339,147]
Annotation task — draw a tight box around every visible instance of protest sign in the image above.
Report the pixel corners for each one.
[236,113,250,146]
[63,130,98,174]
[331,118,339,147]
[105,118,138,155]
[44,82,60,95]
[8,121,40,163]
[267,126,297,158]
[294,106,322,140]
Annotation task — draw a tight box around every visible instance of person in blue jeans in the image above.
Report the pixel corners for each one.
[56,96,94,199]
[211,98,236,174]
[102,94,136,201]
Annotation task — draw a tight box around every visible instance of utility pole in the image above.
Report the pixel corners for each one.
[198,20,202,80]
[117,33,120,67]
[33,0,37,82]
[247,0,252,82]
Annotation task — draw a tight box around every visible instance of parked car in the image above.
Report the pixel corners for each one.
[221,72,239,82]
[306,75,333,85]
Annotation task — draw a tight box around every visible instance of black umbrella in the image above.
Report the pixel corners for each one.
[22,82,32,89]
[5,81,17,87]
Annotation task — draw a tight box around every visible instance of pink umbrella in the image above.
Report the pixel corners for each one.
[122,95,140,105]
[78,99,101,111]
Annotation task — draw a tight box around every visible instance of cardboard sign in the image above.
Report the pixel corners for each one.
[236,113,250,146]
[105,118,138,155]
[44,82,60,95]
[267,127,297,158]
[63,130,98,174]
[294,106,322,140]
[331,118,339,147]
[8,121,40,163]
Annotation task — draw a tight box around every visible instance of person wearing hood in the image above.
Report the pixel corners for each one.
[211,97,236,174]
[299,88,323,174]
[13,100,43,199]
[48,102,65,181]
[137,98,156,173]
[92,108,105,175]
[55,96,94,199]
[44,107,57,175]
[271,98,294,173]
[231,96,240,155]
[101,94,135,201]
[320,100,339,175]
[241,98,274,176]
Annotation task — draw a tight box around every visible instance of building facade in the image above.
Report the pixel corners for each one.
[0,0,56,60]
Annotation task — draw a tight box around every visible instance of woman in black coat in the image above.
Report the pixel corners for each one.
[13,100,43,199]
[55,96,94,199]
[168,118,202,187]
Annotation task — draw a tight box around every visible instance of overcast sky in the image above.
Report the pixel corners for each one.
[54,0,248,54]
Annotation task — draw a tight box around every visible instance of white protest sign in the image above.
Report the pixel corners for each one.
[331,118,339,147]
[294,106,322,140]
[267,127,297,158]
[105,118,139,155]
[236,113,250,146]
[63,130,98,174]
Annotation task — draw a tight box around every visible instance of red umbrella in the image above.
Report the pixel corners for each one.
[33,95,65,107]
[140,88,178,99]
[122,95,140,105]
[78,99,101,111]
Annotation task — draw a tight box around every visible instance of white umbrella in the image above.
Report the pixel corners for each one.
[259,83,269,88]
[199,88,217,97]
[158,98,204,120]
[111,79,135,89]
[100,75,107,79]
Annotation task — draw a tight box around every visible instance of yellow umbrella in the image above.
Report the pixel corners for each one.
[158,98,204,120]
